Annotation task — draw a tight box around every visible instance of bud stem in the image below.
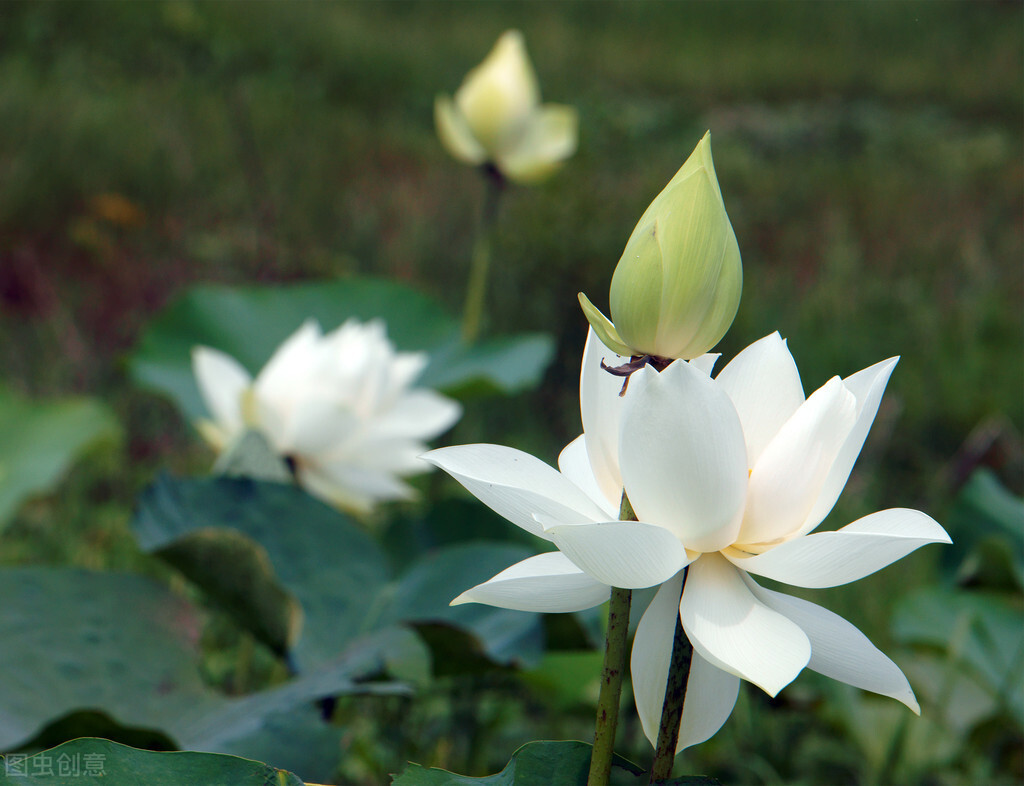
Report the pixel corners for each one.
[462,163,506,343]
[587,492,636,786]
[649,569,693,783]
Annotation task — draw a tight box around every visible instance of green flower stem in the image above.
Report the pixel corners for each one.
[649,570,692,784]
[588,493,636,786]
[461,163,506,343]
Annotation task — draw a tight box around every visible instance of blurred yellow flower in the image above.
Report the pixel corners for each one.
[435,30,578,184]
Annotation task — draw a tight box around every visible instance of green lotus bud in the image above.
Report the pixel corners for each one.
[580,132,742,360]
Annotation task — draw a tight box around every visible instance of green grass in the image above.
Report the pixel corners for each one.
[0,1,1020,783]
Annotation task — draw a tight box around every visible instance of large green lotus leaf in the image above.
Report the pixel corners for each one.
[391,741,645,785]
[0,389,119,531]
[0,738,305,785]
[0,567,409,778]
[133,474,392,671]
[0,568,218,751]
[892,586,1024,725]
[133,476,547,672]
[128,278,555,422]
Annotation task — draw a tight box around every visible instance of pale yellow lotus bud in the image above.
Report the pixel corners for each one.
[580,132,742,360]
[435,30,578,184]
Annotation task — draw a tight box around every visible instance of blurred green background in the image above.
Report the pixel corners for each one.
[0,1,1020,784]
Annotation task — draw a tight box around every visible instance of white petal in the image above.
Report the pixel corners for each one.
[380,352,431,402]
[687,353,720,376]
[800,357,899,536]
[727,508,951,588]
[677,652,741,751]
[631,572,684,748]
[557,435,618,517]
[746,577,920,712]
[276,393,359,454]
[434,94,487,165]
[739,376,856,546]
[299,460,413,514]
[714,332,804,466]
[451,552,610,612]
[254,320,323,405]
[423,444,609,540]
[375,390,462,440]
[547,521,691,589]
[497,104,578,184]
[630,573,740,752]
[680,553,809,696]
[192,346,252,434]
[620,363,747,552]
[580,329,628,508]
[348,436,427,474]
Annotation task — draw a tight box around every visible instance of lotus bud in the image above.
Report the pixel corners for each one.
[580,132,742,360]
[435,30,578,184]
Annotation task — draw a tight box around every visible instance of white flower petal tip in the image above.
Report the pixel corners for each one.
[681,554,810,697]
[448,552,610,613]
[547,520,691,589]
[714,331,804,466]
[747,579,921,713]
[631,574,685,747]
[677,654,741,750]
[687,353,720,376]
[424,444,610,539]
[728,508,951,588]
[800,355,902,534]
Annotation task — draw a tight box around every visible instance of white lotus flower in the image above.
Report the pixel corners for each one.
[435,30,578,184]
[425,330,949,750]
[193,318,461,515]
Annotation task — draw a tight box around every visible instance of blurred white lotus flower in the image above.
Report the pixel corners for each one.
[425,330,949,750]
[193,319,461,515]
[435,30,578,184]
